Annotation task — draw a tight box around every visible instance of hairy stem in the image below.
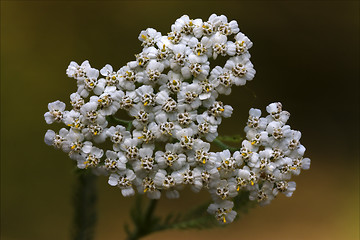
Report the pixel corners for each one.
[72,169,97,240]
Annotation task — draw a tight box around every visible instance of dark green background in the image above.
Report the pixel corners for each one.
[1,1,359,240]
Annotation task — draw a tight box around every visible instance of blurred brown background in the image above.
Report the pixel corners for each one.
[1,1,359,240]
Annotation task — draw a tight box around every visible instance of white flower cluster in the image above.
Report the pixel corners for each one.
[44,14,310,224]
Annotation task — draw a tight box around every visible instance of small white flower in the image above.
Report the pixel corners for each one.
[90,86,123,116]
[273,157,294,180]
[245,129,267,148]
[82,121,108,143]
[108,170,136,197]
[188,139,216,166]
[224,53,255,86]
[211,33,236,59]
[244,108,268,132]
[154,91,177,116]
[129,103,154,129]
[119,90,137,110]
[266,102,290,124]
[136,60,166,85]
[216,150,242,175]
[44,128,69,150]
[63,129,85,160]
[249,181,275,206]
[234,32,253,55]
[188,36,212,59]
[80,102,105,124]
[129,47,158,69]
[138,28,162,48]
[106,125,131,151]
[155,143,186,170]
[63,110,85,131]
[175,128,195,150]
[207,200,237,224]
[279,130,302,153]
[104,150,126,171]
[287,144,306,159]
[198,166,220,189]
[175,165,203,192]
[191,18,205,38]
[208,14,239,36]
[209,179,237,201]
[132,147,156,173]
[44,100,67,124]
[290,157,311,175]
[199,20,215,37]
[66,60,91,80]
[121,137,140,161]
[79,144,103,169]
[255,150,276,173]
[265,121,292,146]
[273,181,296,197]
[76,67,101,98]
[170,44,191,71]
[239,140,258,162]
[196,114,218,142]
[139,176,161,199]
[135,85,156,107]
[155,41,171,67]
[206,101,233,124]
[117,65,136,90]
[155,114,176,140]
[176,110,197,127]
[235,169,251,190]
[209,66,233,95]
[181,54,210,80]
[193,77,219,100]
[70,93,85,112]
[218,20,239,36]
[153,169,180,199]
[177,82,202,111]
[162,71,183,93]
[100,64,119,87]
[208,14,228,28]
[166,31,184,46]
[172,15,200,35]
[132,122,158,144]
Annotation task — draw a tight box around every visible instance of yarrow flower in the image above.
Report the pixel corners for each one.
[44,14,310,224]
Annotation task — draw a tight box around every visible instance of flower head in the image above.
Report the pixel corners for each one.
[44,14,309,225]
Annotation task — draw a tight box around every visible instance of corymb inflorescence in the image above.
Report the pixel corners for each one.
[44,14,310,224]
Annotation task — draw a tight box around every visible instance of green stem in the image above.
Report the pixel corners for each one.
[124,192,256,239]
[106,115,133,131]
[212,138,239,152]
[126,197,159,240]
[144,199,158,225]
[215,135,243,143]
[72,169,97,240]
[126,121,133,131]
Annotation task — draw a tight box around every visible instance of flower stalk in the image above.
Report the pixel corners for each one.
[125,197,159,240]
[106,115,133,131]
[213,138,239,152]
[72,169,97,240]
